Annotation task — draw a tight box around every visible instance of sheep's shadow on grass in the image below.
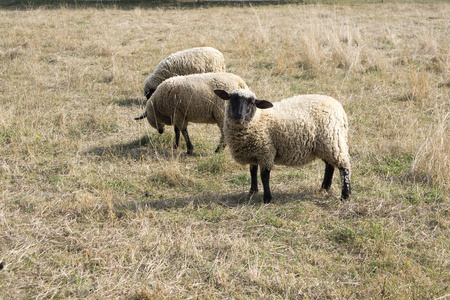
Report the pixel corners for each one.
[84,135,178,161]
[111,97,145,108]
[123,192,247,212]
[85,132,212,161]
[121,190,330,213]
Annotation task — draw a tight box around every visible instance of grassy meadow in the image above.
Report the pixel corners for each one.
[0,1,449,299]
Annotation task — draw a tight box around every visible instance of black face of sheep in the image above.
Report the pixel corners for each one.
[145,89,156,100]
[214,89,273,124]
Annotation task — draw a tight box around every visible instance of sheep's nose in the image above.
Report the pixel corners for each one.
[236,117,245,124]
[158,129,164,134]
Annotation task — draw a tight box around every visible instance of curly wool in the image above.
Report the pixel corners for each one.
[144,47,226,96]
[146,73,249,147]
[224,91,350,171]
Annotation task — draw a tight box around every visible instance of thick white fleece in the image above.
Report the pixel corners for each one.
[144,47,226,96]
[224,91,351,172]
[146,73,249,146]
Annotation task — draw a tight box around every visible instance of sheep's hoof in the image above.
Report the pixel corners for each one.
[214,144,225,153]
[247,190,257,201]
[340,194,350,201]
[263,194,272,204]
[186,149,193,155]
[319,187,330,196]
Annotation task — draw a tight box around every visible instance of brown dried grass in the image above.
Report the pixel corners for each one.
[0,1,449,299]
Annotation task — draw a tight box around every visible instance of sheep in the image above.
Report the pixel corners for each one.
[144,73,248,155]
[214,89,352,203]
[142,47,225,101]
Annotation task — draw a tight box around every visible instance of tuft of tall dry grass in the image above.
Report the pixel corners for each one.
[412,109,449,188]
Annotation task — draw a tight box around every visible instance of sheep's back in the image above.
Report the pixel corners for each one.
[147,47,226,91]
[269,95,348,166]
[154,73,246,125]
[165,47,225,75]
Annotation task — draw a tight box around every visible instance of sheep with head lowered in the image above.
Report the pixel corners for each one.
[214,89,352,203]
[142,47,225,101]
[143,73,248,155]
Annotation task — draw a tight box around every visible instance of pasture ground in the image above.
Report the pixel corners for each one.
[0,1,449,299]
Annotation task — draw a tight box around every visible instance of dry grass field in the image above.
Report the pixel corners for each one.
[1,1,449,299]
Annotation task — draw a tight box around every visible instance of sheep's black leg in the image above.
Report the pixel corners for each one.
[248,164,258,198]
[339,167,351,200]
[173,127,181,149]
[261,168,272,204]
[321,161,335,191]
[181,128,193,155]
[214,129,226,153]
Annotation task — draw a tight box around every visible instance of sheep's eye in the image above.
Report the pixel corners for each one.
[246,102,254,112]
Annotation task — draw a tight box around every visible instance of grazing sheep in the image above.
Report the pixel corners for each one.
[144,73,248,155]
[143,47,225,101]
[214,89,352,203]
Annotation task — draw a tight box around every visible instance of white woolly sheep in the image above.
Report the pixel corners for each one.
[144,73,248,155]
[214,89,352,203]
[143,47,225,101]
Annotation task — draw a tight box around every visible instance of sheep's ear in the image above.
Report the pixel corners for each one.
[214,89,231,100]
[255,99,273,109]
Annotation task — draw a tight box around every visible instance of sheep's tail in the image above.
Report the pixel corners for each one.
[134,111,147,120]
